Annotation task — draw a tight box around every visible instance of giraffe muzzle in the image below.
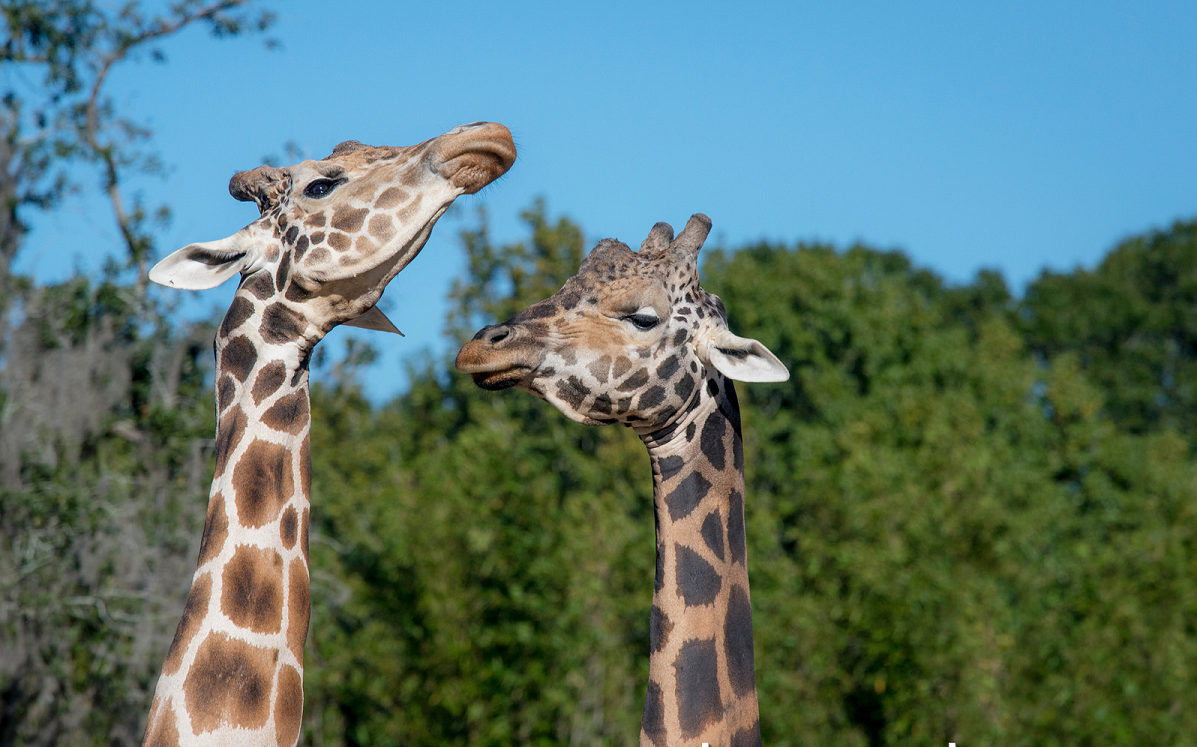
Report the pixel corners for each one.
[455,325,539,390]
[432,122,517,194]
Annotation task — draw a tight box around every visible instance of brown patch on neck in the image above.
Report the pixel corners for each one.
[221,336,258,382]
[299,507,309,558]
[674,637,724,737]
[242,272,275,301]
[274,665,304,747]
[262,390,310,434]
[142,695,180,747]
[232,439,295,528]
[219,296,255,338]
[286,556,310,663]
[216,373,236,413]
[213,406,248,476]
[260,303,307,345]
[183,632,275,734]
[299,436,312,499]
[280,506,298,549]
[220,544,285,634]
[252,361,288,404]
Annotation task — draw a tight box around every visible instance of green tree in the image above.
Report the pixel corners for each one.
[447,197,587,343]
[0,4,274,744]
[1020,219,1197,437]
[1,0,274,290]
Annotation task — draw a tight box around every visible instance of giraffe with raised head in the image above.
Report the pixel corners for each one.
[141,122,516,747]
[456,214,788,747]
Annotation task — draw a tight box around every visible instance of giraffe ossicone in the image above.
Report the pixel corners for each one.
[142,122,515,747]
[457,213,787,747]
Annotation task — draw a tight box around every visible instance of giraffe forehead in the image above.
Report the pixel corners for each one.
[288,152,419,199]
[578,260,700,309]
[321,139,428,167]
[576,275,668,312]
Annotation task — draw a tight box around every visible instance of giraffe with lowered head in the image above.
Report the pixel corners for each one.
[141,122,515,747]
[456,214,788,747]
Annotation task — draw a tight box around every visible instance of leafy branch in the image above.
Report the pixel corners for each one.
[1,0,275,293]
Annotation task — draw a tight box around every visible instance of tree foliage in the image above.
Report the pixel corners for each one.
[0,289,214,746]
[1,0,274,287]
[0,3,272,744]
[1020,219,1197,437]
[3,9,1196,745]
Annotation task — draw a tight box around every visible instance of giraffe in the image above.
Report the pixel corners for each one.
[141,121,516,747]
[455,214,788,747]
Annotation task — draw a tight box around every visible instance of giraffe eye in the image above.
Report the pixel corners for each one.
[303,178,339,198]
[624,312,660,331]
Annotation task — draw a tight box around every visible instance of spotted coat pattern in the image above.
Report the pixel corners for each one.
[456,214,787,747]
[143,123,515,747]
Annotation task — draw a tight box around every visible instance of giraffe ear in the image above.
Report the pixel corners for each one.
[149,234,251,290]
[698,327,790,383]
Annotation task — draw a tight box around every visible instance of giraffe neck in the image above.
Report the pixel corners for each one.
[639,375,761,747]
[143,284,317,747]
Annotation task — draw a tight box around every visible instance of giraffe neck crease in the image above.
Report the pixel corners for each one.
[142,298,314,747]
[639,376,761,747]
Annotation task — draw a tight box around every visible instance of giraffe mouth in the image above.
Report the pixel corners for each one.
[457,359,534,391]
[455,334,538,390]
[469,367,530,391]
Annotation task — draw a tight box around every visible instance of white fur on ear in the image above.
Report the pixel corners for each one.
[149,234,250,290]
[696,327,790,383]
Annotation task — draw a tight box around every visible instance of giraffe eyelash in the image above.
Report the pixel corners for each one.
[303,177,345,198]
[623,312,660,330]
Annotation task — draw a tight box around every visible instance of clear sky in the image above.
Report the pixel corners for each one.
[15,1,1197,401]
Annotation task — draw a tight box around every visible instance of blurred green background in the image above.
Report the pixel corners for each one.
[3,3,1196,746]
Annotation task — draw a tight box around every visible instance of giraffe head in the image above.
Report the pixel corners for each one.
[150,121,516,337]
[456,214,788,431]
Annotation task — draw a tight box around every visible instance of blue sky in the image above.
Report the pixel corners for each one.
[14,1,1197,401]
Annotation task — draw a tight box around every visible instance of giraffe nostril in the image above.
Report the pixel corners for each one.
[485,326,511,345]
[471,324,512,345]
